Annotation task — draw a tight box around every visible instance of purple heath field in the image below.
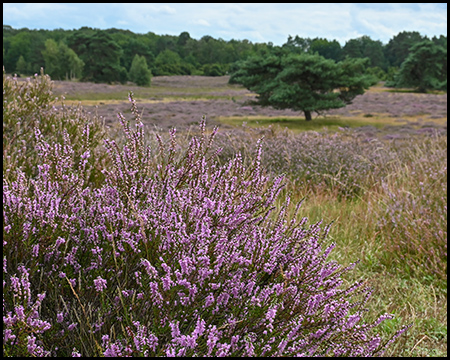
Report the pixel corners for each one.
[3,71,446,356]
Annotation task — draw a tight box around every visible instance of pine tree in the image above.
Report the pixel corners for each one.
[394,39,447,92]
[230,52,376,121]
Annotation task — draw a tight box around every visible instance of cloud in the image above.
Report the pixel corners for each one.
[191,19,210,27]
[3,3,447,45]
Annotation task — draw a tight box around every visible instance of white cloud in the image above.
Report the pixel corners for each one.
[191,19,211,27]
[3,3,447,45]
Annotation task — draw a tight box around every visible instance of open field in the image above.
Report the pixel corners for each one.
[4,74,447,356]
[49,76,447,136]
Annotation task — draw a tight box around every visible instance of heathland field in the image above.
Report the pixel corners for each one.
[52,75,447,133]
[3,73,447,356]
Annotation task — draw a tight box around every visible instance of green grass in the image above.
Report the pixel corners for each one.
[216,115,395,132]
[272,136,448,357]
[273,180,447,357]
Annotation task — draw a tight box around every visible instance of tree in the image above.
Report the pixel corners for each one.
[115,37,154,73]
[41,39,60,78]
[202,63,226,76]
[15,55,28,76]
[67,29,127,83]
[42,39,84,80]
[128,54,152,86]
[282,35,312,54]
[153,49,184,75]
[60,42,84,80]
[393,39,447,92]
[343,36,387,70]
[384,31,424,68]
[229,52,376,120]
[309,38,343,61]
[3,31,31,73]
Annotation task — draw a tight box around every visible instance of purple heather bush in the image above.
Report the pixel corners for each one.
[212,125,399,198]
[3,68,107,186]
[3,74,410,356]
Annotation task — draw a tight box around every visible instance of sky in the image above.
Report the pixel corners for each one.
[3,3,447,46]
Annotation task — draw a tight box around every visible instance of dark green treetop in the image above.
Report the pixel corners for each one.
[393,39,447,92]
[66,29,127,84]
[229,52,376,120]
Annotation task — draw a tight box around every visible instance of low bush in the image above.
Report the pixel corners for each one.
[3,74,410,356]
[3,68,107,186]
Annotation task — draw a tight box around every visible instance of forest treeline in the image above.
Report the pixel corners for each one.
[3,25,447,90]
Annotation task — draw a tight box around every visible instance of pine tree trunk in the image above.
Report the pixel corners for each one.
[304,111,312,121]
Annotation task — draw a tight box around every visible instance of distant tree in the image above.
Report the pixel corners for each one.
[309,38,343,61]
[229,53,376,120]
[177,31,191,47]
[342,38,363,58]
[3,31,31,73]
[202,63,225,76]
[129,54,152,86]
[116,37,154,72]
[366,66,387,81]
[343,36,387,70]
[282,35,312,54]
[59,42,84,80]
[384,31,424,68]
[67,29,127,83]
[42,39,84,80]
[153,49,184,75]
[15,55,28,76]
[393,39,447,92]
[431,35,447,49]
[41,39,60,78]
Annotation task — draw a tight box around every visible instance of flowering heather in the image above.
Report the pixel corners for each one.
[3,68,107,186]
[212,125,399,198]
[3,74,410,356]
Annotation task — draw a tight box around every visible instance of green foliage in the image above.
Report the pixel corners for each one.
[116,37,155,72]
[309,38,343,61]
[393,40,447,92]
[201,63,227,76]
[229,52,376,120]
[153,49,186,75]
[343,36,387,70]
[3,31,32,73]
[67,29,127,84]
[366,66,387,81]
[384,66,400,85]
[42,39,84,80]
[128,54,152,86]
[15,55,28,76]
[384,31,425,68]
[2,26,446,88]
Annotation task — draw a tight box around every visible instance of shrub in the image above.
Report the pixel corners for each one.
[3,68,107,186]
[3,77,409,355]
